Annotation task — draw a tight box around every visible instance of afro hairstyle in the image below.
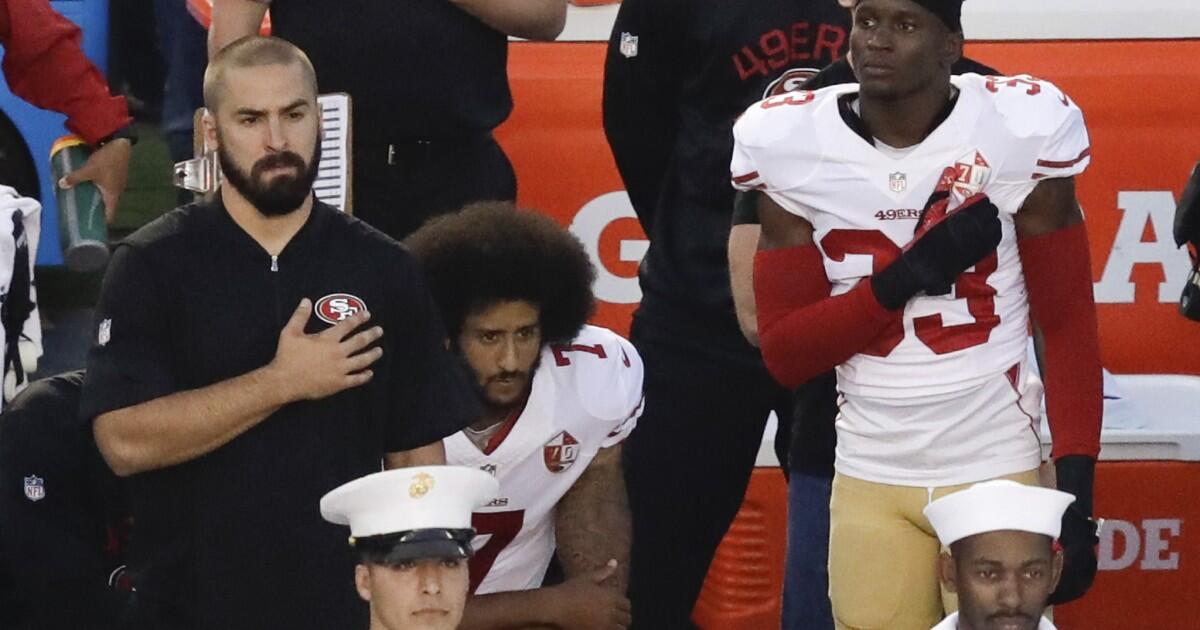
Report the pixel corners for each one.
[405,202,596,344]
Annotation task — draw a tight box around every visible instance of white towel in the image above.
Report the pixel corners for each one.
[0,185,43,406]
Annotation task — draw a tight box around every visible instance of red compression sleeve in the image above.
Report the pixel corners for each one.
[0,0,131,144]
[754,244,900,388]
[1018,222,1102,459]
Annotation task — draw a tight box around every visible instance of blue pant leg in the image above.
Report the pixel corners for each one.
[781,472,833,630]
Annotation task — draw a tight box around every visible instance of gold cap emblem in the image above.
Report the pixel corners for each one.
[409,472,435,499]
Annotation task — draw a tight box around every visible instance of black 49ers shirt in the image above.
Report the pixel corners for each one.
[603,0,851,367]
[79,197,479,630]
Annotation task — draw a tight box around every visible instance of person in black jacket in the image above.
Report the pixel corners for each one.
[603,2,851,627]
[0,371,133,630]
[80,37,479,630]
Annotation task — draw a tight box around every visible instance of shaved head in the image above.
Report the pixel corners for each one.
[204,36,318,114]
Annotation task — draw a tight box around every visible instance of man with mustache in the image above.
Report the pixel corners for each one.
[406,203,641,630]
[924,480,1072,630]
[79,36,480,630]
[733,0,1101,627]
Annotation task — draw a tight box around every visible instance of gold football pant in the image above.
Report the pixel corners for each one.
[828,468,1041,630]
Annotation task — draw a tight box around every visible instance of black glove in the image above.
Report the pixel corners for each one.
[914,180,953,296]
[1049,455,1100,605]
[870,193,1002,311]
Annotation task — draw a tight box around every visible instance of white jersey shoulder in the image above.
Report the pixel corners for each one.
[731,84,856,202]
[732,76,1090,206]
[548,325,644,426]
[954,73,1091,182]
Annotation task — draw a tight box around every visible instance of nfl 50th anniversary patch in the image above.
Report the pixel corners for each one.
[314,293,367,325]
[23,475,45,502]
[543,431,579,473]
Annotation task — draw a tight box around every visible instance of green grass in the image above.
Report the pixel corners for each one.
[112,121,178,236]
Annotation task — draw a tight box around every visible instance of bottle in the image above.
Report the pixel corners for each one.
[49,135,109,272]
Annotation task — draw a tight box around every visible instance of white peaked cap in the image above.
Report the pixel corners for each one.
[923,480,1076,548]
[320,466,499,538]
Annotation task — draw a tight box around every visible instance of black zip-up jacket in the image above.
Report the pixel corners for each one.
[604,0,852,367]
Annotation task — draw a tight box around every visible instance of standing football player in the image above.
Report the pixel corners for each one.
[733,0,1101,628]
[406,203,640,630]
[725,2,999,623]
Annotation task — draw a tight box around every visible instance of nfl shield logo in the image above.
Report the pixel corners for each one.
[23,475,45,502]
[619,32,639,58]
[98,318,112,346]
[543,431,580,473]
[889,172,907,193]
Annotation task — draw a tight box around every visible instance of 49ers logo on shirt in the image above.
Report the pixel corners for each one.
[543,431,580,473]
[314,293,367,324]
[762,67,821,98]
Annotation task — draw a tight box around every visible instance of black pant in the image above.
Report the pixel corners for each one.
[624,316,791,630]
[351,133,517,241]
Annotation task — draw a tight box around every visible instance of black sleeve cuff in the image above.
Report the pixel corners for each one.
[732,191,761,226]
[96,124,138,148]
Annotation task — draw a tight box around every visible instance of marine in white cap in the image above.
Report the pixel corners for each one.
[924,480,1077,630]
[321,466,500,630]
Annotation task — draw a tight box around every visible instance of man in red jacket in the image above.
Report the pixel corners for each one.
[0,0,134,221]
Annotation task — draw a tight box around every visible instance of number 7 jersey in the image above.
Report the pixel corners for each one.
[444,325,644,595]
[731,73,1091,401]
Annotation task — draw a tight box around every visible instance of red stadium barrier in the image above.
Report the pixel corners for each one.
[671,461,1200,629]
[1057,461,1200,629]
[690,470,789,630]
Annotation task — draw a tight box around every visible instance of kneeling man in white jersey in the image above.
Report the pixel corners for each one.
[406,202,642,630]
[925,480,1075,630]
[733,0,1102,627]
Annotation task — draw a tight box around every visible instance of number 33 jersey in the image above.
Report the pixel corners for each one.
[731,74,1091,484]
[444,325,644,595]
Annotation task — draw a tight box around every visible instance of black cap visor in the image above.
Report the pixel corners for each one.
[355,528,475,565]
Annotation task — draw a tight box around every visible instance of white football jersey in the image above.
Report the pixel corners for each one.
[444,325,644,595]
[732,74,1090,485]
